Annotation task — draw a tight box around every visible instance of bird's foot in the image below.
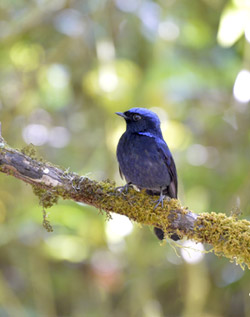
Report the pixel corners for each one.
[116,182,132,194]
[153,195,166,209]
[153,195,170,209]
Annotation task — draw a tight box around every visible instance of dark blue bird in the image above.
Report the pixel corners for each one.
[116,107,178,241]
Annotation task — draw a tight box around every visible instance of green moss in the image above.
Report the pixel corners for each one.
[32,186,58,208]
[27,172,250,268]
[42,208,53,232]
[54,185,71,200]
[21,144,53,166]
[93,181,250,268]
[32,186,59,232]
[21,143,37,159]
[95,183,182,238]
[190,212,250,269]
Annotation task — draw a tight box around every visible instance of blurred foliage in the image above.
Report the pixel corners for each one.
[0,0,250,316]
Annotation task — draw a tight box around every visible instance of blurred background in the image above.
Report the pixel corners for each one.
[0,0,250,316]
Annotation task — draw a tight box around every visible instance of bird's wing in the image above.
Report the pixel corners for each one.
[119,165,124,179]
[156,138,178,199]
[167,155,178,198]
[137,132,178,198]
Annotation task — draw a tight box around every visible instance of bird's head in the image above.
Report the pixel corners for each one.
[116,107,162,135]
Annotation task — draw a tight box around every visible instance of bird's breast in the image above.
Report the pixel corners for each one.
[117,132,171,190]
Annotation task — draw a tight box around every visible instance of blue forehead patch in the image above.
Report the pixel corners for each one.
[126,107,160,124]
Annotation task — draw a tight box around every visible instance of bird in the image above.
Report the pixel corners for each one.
[116,107,179,241]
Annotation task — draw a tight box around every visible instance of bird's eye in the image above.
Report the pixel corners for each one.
[133,114,141,121]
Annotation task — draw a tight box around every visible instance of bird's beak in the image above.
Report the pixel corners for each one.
[115,112,128,120]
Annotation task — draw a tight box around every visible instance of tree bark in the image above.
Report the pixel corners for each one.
[0,129,249,269]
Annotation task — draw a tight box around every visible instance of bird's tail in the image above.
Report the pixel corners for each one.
[154,227,180,241]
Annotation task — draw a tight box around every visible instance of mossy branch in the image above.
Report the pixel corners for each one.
[0,130,249,269]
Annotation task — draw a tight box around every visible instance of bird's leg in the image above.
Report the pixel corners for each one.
[116,182,132,194]
[153,187,166,209]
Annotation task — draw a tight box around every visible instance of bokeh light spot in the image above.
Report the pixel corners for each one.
[98,66,119,92]
[54,9,85,37]
[220,263,245,286]
[83,59,141,107]
[233,70,250,103]
[245,20,250,42]
[38,66,73,109]
[47,64,70,89]
[138,1,160,32]
[49,126,70,148]
[217,8,247,47]
[162,120,191,150]
[105,213,133,244]
[186,144,208,166]
[10,42,44,71]
[22,124,49,146]
[181,240,204,264]
[45,235,88,262]
[115,0,140,12]
[106,125,125,153]
[158,20,180,41]
[96,40,115,62]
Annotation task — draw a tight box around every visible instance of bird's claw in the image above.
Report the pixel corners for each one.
[116,182,132,194]
[153,194,171,210]
[153,195,166,209]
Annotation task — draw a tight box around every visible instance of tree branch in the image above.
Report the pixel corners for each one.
[0,128,249,269]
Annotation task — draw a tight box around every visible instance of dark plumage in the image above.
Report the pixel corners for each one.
[116,107,179,241]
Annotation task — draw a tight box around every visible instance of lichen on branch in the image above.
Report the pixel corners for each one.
[0,131,250,269]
